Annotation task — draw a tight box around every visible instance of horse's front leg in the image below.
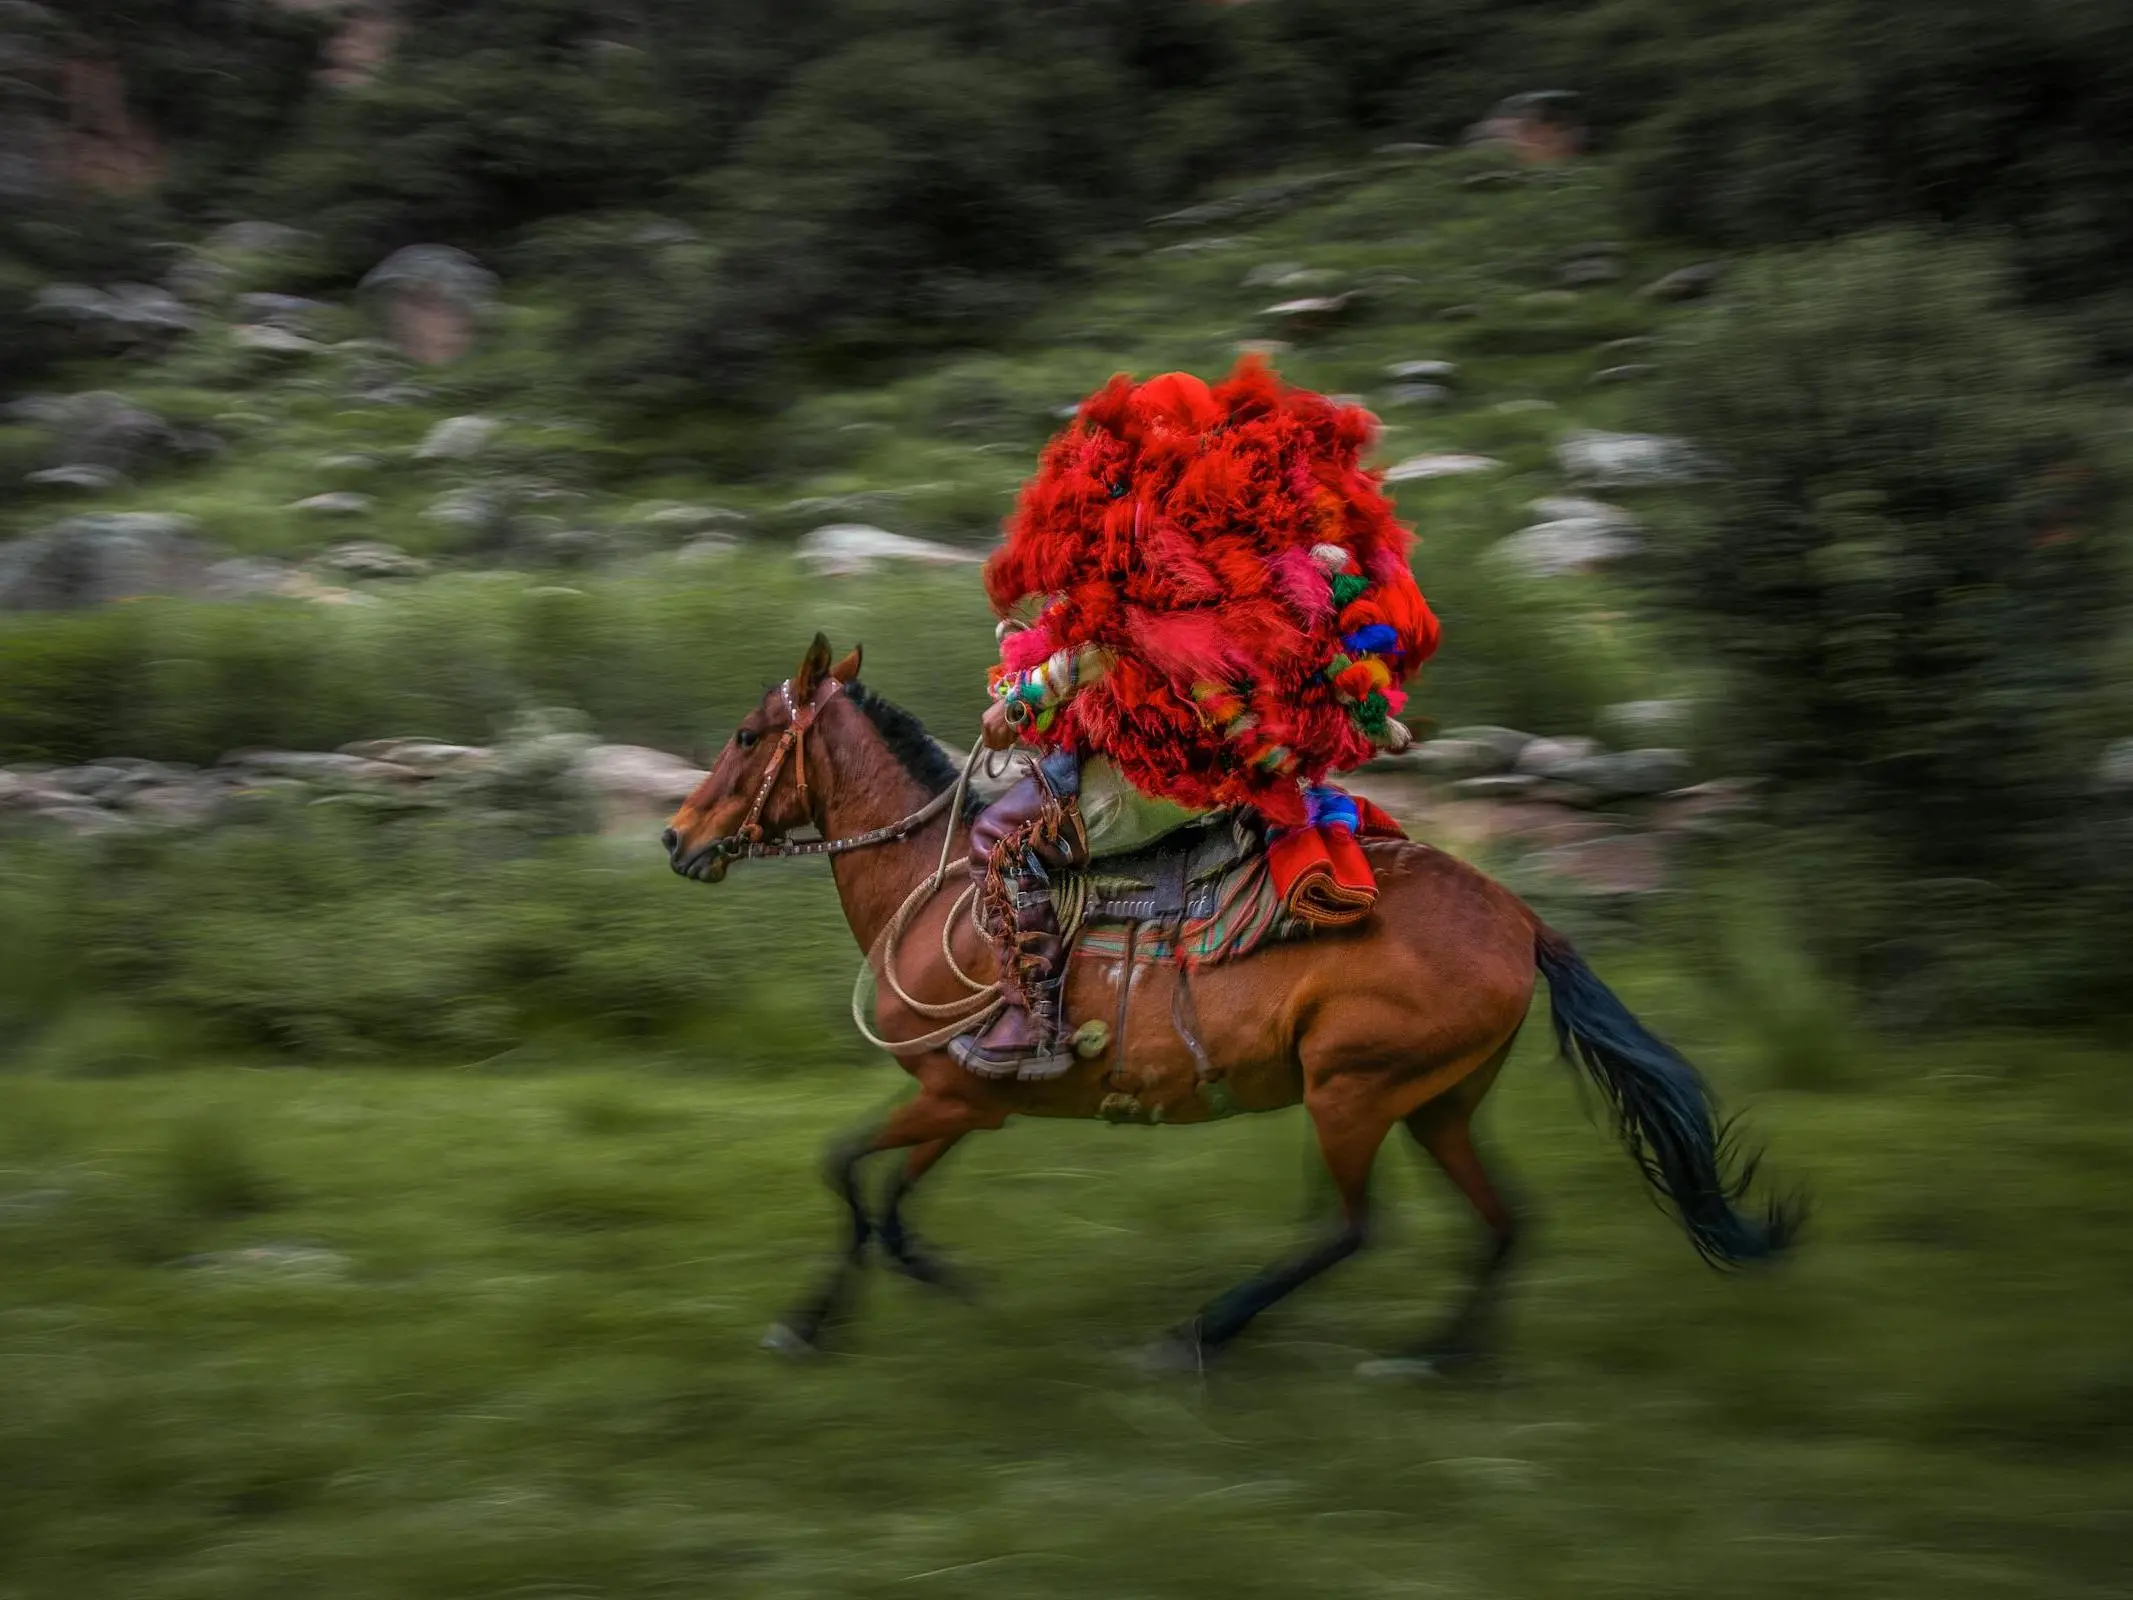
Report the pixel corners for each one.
[766,1084,998,1355]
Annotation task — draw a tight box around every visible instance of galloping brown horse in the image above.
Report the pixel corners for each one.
[664,636,1796,1369]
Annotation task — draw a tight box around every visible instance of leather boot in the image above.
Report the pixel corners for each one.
[951,761,1088,1080]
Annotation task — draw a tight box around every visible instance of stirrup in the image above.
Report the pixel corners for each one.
[948,1025,1078,1082]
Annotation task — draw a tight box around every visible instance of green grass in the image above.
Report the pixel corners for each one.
[2,962,2128,1598]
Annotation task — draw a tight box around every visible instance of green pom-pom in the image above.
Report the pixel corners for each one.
[1323,653,1352,679]
[1332,574,1369,606]
[1355,691,1391,734]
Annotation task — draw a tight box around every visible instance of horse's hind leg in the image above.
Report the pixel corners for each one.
[1386,1090,1523,1377]
[877,1135,968,1292]
[1141,1091,1390,1370]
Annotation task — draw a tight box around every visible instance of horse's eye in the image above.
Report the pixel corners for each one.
[1107,478,1130,499]
[735,728,758,750]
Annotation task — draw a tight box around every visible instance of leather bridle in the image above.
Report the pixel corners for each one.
[689,676,960,866]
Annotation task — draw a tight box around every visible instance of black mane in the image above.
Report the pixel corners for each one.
[847,682,972,808]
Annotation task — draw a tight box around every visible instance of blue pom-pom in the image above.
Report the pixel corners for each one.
[1341,624,1400,656]
[1305,785,1360,834]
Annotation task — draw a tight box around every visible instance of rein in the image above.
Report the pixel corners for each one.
[698,674,1014,1054]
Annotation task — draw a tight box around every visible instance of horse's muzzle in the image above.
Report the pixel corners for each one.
[663,827,730,883]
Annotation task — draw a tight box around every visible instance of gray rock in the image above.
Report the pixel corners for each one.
[1387,383,1451,407]
[1557,429,1709,488]
[339,739,489,774]
[630,501,748,536]
[1243,260,1305,287]
[796,524,982,576]
[2,394,71,426]
[1385,359,1457,382]
[31,282,107,321]
[201,557,300,600]
[0,513,212,610]
[1257,293,1356,334]
[1528,495,1636,527]
[1382,452,1505,483]
[1406,738,1517,779]
[675,535,737,564]
[1450,774,1543,801]
[1593,363,1655,385]
[38,391,179,476]
[291,492,374,517]
[1560,256,1623,287]
[413,414,498,460]
[1576,748,1692,800]
[1492,516,1640,578]
[320,540,425,579]
[576,745,705,807]
[27,805,134,836]
[1516,737,1602,780]
[235,292,331,331]
[24,464,119,491]
[231,324,322,357]
[101,283,196,337]
[221,751,417,786]
[1443,726,1536,766]
[124,783,222,826]
[421,486,504,536]
[164,255,233,303]
[358,245,497,365]
[1644,262,1725,302]
[314,453,379,477]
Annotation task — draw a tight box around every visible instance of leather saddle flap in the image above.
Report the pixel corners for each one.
[1072,813,1260,923]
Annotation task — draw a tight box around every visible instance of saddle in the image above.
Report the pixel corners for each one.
[1059,812,1307,968]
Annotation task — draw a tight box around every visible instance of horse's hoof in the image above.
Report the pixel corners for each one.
[761,1322,823,1359]
[1125,1327,1207,1375]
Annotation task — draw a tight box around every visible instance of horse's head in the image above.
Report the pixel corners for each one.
[662,633,862,881]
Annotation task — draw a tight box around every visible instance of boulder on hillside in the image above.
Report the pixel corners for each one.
[357,245,497,365]
[290,492,374,518]
[33,391,184,477]
[1382,453,1505,483]
[414,414,497,460]
[231,324,322,358]
[0,512,211,610]
[1463,90,1586,164]
[1557,429,1709,488]
[576,745,705,808]
[1643,262,1726,302]
[319,540,425,579]
[796,524,982,576]
[1491,514,1640,578]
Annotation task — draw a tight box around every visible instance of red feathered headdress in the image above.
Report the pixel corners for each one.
[986,358,1439,825]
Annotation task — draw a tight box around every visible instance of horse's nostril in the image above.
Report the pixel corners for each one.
[660,827,680,855]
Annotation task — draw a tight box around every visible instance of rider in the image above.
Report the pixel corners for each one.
[949,362,1439,1081]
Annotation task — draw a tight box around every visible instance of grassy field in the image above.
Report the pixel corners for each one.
[3,936,2129,1599]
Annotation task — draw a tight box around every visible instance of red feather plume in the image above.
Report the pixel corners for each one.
[984,358,1440,819]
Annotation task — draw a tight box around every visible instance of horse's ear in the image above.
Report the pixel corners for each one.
[830,643,862,684]
[793,632,833,697]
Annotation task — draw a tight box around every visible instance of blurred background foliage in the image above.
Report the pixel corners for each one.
[5,3,2133,1595]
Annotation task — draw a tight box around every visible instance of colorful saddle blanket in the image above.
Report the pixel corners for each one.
[1063,798,1407,968]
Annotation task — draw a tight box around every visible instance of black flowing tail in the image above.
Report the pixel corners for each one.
[1535,926,1800,1266]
